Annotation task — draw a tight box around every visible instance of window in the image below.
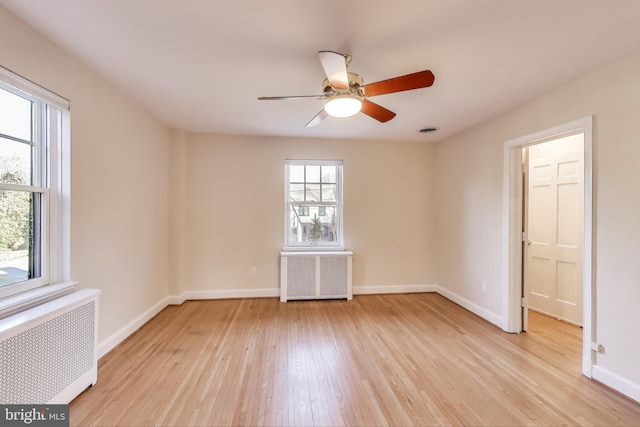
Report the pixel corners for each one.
[0,66,70,299]
[285,160,343,249]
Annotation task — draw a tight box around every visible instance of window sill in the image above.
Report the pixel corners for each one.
[282,246,346,252]
[281,250,352,256]
[0,281,78,320]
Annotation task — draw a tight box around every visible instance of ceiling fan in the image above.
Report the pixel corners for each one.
[258,51,435,127]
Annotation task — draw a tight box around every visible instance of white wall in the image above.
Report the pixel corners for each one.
[0,6,172,351]
[435,51,640,391]
[173,133,438,296]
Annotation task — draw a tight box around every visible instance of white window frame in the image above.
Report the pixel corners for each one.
[284,159,344,250]
[0,66,70,301]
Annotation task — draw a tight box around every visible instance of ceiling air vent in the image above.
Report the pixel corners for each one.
[418,127,439,133]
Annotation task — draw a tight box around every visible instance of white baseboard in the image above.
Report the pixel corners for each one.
[354,284,438,295]
[167,292,186,305]
[97,296,169,359]
[592,365,640,403]
[435,286,503,328]
[184,288,280,300]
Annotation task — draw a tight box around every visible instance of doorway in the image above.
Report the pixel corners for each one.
[522,134,584,331]
[502,116,593,377]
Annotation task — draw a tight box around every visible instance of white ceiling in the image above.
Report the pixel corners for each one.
[3,0,640,142]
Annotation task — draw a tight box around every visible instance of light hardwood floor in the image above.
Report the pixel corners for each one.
[71,294,640,426]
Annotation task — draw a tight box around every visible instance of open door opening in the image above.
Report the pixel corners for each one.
[503,116,593,377]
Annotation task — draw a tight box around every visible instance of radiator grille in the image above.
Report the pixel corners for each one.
[319,256,348,296]
[287,256,316,297]
[0,300,96,404]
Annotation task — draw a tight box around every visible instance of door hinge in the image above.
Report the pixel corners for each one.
[521,297,525,307]
[522,232,526,242]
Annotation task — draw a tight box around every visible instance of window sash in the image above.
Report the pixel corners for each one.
[0,67,68,300]
[285,160,343,249]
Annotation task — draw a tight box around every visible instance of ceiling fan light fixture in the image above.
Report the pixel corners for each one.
[324,95,362,118]
[258,51,434,126]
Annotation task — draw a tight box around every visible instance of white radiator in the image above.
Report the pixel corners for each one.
[0,288,100,404]
[280,251,353,301]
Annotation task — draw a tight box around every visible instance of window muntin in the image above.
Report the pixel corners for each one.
[285,160,343,249]
[0,67,69,299]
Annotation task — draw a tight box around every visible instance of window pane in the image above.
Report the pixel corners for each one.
[0,190,40,288]
[321,184,336,202]
[0,88,32,141]
[321,166,336,183]
[306,184,320,202]
[289,165,304,183]
[0,137,32,185]
[288,204,338,244]
[322,206,338,241]
[306,165,320,183]
[290,184,304,202]
[289,205,302,243]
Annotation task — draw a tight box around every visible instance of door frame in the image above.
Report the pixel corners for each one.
[502,116,593,377]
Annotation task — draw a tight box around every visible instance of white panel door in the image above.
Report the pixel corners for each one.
[526,134,584,325]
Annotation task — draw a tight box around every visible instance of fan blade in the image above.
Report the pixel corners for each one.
[258,95,326,100]
[318,51,349,90]
[363,70,434,97]
[305,109,329,127]
[360,99,396,122]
